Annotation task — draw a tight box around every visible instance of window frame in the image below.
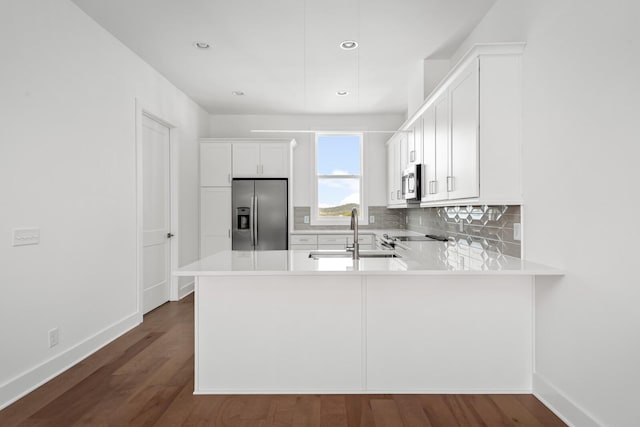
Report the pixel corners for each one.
[311,132,368,226]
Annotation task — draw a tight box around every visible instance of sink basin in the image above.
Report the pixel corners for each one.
[308,250,400,260]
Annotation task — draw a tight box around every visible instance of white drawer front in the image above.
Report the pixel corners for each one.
[291,244,317,250]
[317,244,346,250]
[291,235,318,245]
[346,234,374,245]
[318,235,348,245]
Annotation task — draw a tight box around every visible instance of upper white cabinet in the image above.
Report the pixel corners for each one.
[232,143,261,177]
[259,143,290,177]
[421,91,450,203]
[407,116,423,166]
[391,43,525,207]
[200,142,232,187]
[386,136,404,206]
[233,142,289,178]
[447,59,479,201]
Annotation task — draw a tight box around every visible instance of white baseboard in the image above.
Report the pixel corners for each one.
[0,312,142,411]
[533,373,602,427]
[178,280,194,299]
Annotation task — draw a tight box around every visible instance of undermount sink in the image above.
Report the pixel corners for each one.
[308,250,401,260]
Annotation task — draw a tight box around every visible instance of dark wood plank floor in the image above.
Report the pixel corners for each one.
[0,294,566,426]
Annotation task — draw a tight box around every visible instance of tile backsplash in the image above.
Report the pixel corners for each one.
[293,206,406,231]
[293,204,522,258]
[406,205,522,258]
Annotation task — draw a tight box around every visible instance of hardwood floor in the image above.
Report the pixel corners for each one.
[0,295,566,426]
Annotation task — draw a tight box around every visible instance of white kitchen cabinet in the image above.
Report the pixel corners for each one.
[232,143,261,177]
[419,60,479,203]
[448,59,479,200]
[421,92,451,202]
[290,234,318,246]
[232,142,289,178]
[318,234,348,249]
[260,143,289,177]
[200,187,231,257]
[399,133,408,173]
[290,233,374,250]
[200,142,232,187]
[386,136,404,207]
[290,244,317,250]
[407,117,423,166]
[414,44,524,206]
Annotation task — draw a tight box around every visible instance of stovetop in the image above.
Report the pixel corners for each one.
[380,234,449,249]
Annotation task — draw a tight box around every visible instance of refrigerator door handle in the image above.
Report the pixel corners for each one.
[254,195,259,247]
[249,195,255,247]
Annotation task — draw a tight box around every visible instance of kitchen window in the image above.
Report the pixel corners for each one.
[311,133,367,225]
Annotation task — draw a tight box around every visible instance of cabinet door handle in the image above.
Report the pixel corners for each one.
[410,150,415,162]
[228,229,231,238]
[397,190,401,199]
[391,191,394,200]
[447,176,454,192]
[256,165,260,175]
[228,173,231,183]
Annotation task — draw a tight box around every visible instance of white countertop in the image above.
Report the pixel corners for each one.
[176,245,562,277]
[289,229,420,236]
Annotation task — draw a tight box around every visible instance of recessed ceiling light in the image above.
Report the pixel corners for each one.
[336,91,349,96]
[193,41,211,49]
[339,40,359,50]
[232,91,245,96]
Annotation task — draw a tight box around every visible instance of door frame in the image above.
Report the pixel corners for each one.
[135,98,180,319]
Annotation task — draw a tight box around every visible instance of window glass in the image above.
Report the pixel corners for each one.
[315,134,362,219]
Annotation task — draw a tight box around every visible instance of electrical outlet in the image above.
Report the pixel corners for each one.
[369,215,375,224]
[405,216,409,224]
[514,223,522,241]
[458,222,464,232]
[303,216,310,224]
[419,216,422,226]
[49,328,59,348]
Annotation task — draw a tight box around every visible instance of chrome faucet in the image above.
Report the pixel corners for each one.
[348,207,360,260]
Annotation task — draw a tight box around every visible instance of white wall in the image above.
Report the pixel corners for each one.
[0,0,207,408]
[407,60,425,119]
[455,1,640,425]
[207,114,404,207]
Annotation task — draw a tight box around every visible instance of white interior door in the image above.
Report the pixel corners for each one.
[142,115,171,314]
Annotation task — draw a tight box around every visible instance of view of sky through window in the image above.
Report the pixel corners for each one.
[317,134,361,216]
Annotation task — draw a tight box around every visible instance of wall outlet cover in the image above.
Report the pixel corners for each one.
[369,215,375,224]
[514,223,522,241]
[48,328,59,348]
[13,227,40,246]
[303,216,310,224]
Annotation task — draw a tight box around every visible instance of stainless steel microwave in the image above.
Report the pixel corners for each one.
[402,164,423,202]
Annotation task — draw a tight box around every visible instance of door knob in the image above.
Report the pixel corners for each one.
[167,233,174,238]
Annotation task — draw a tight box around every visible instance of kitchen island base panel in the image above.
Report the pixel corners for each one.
[195,275,533,394]
[196,275,363,392]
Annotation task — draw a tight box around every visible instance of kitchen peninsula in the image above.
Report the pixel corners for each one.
[176,237,561,395]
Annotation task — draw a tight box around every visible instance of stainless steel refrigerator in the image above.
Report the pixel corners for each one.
[232,179,288,250]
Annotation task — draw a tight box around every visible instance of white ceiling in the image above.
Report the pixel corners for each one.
[71,0,496,115]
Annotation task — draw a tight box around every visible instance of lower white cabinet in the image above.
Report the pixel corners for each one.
[200,187,231,257]
[290,233,374,250]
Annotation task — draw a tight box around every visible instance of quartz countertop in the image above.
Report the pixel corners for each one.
[175,246,562,277]
[289,229,419,236]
